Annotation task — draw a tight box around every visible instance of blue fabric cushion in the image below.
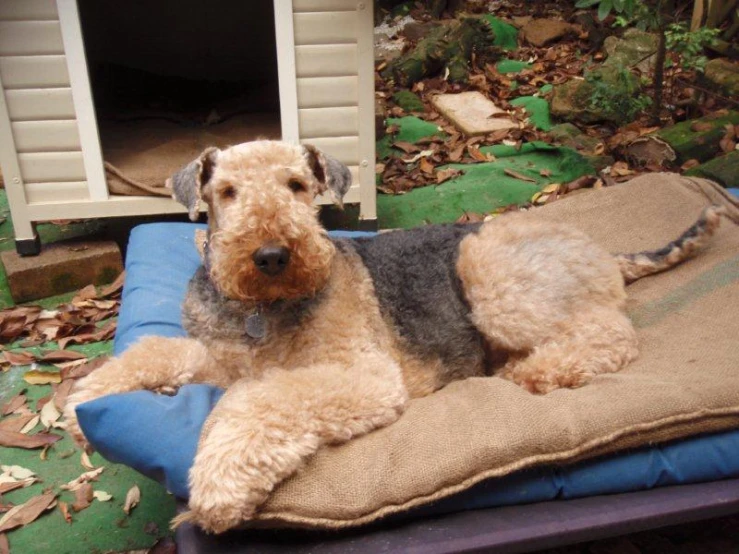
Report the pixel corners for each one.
[78,222,739,507]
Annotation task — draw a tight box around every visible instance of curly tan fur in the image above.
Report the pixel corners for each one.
[63,140,722,534]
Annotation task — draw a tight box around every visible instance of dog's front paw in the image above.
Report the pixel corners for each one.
[175,453,268,534]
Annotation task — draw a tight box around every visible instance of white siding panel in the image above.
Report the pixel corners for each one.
[5,88,76,120]
[0,0,58,21]
[299,107,358,138]
[300,136,359,165]
[0,22,63,56]
[293,0,357,11]
[24,181,89,203]
[18,151,85,182]
[297,76,357,109]
[293,12,356,45]
[295,45,357,78]
[12,120,81,152]
[0,55,70,88]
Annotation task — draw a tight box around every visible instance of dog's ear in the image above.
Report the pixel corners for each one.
[166,147,219,221]
[302,145,352,208]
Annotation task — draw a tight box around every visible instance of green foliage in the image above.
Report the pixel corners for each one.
[665,23,720,72]
[584,65,651,124]
[575,0,657,30]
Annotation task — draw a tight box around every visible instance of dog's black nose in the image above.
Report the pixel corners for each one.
[252,245,290,276]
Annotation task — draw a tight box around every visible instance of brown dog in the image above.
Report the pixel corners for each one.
[64,140,724,533]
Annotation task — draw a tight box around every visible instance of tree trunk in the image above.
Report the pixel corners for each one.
[650,24,667,123]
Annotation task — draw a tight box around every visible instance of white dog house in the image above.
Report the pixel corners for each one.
[0,0,377,254]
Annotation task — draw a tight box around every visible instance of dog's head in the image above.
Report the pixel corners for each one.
[167,140,352,303]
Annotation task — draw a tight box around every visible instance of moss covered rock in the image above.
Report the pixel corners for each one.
[655,111,739,163]
[392,90,425,112]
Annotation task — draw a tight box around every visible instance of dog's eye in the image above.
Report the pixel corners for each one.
[220,185,236,199]
[288,180,306,194]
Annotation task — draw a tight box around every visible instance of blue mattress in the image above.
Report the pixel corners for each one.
[77,222,739,518]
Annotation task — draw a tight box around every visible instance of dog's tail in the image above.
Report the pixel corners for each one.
[615,205,726,284]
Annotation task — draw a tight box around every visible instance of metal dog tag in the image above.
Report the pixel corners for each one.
[245,313,266,339]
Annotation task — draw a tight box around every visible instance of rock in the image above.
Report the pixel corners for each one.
[703,58,739,98]
[655,110,739,162]
[624,136,676,167]
[402,21,441,41]
[1,240,122,303]
[685,150,739,188]
[392,90,425,112]
[548,123,604,154]
[550,63,641,125]
[520,18,576,47]
[431,91,517,136]
[603,29,659,74]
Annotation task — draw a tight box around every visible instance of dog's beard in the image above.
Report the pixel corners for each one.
[209,228,335,303]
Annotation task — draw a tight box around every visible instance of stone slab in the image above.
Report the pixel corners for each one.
[431,92,517,136]
[1,239,123,303]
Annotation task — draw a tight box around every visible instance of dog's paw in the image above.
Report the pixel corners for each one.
[180,467,267,534]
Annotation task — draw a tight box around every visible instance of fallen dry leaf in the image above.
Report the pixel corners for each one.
[680,159,701,171]
[504,168,537,183]
[61,468,104,492]
[437,172,458,186]
[71,483,93,512]
[0,478,36,496]
[58,501,72,524]
[455,212,486,224]
[72,285,97,303]
[23,370,62,386]
[690,121,714,132]
[0,429,61,449]
[0,466,35,480]
[92,490,112,502]
[123,485,141,515]
[1,394,27,416]
[392,141,420,154]
[39,350,87,364]
[419,157,435,174]
[0,414,36,433]
[3,351,37,367]
[60,356,109,381]
[39,401,61,429]
[719,124,736,153]
[0,491,56,532]
[99,273,125,298]
[81,451,94,470]
[53,379,75,412]
[19,416,40,435]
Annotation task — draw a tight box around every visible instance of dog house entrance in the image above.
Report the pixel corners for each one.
[78,0,282,197]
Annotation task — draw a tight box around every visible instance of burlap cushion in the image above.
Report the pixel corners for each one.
[247,173,739,528]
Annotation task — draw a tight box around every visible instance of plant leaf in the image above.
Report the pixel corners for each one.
[23,370,62,385]
[0,491,56,532]
[0,429,62,449]
[123,485,141,515]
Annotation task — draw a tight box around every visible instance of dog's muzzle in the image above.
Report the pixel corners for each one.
[252,245,291,276]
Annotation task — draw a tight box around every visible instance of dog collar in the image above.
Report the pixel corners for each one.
[202,237,266,340]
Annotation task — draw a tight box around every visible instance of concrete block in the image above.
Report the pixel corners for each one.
[1,240,123,304]
[431,92,517,136]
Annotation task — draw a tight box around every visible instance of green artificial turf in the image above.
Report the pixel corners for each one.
[482,15,519,51]
[377,116,446,160]
[377,142,595,228]
[0,190,176,552]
